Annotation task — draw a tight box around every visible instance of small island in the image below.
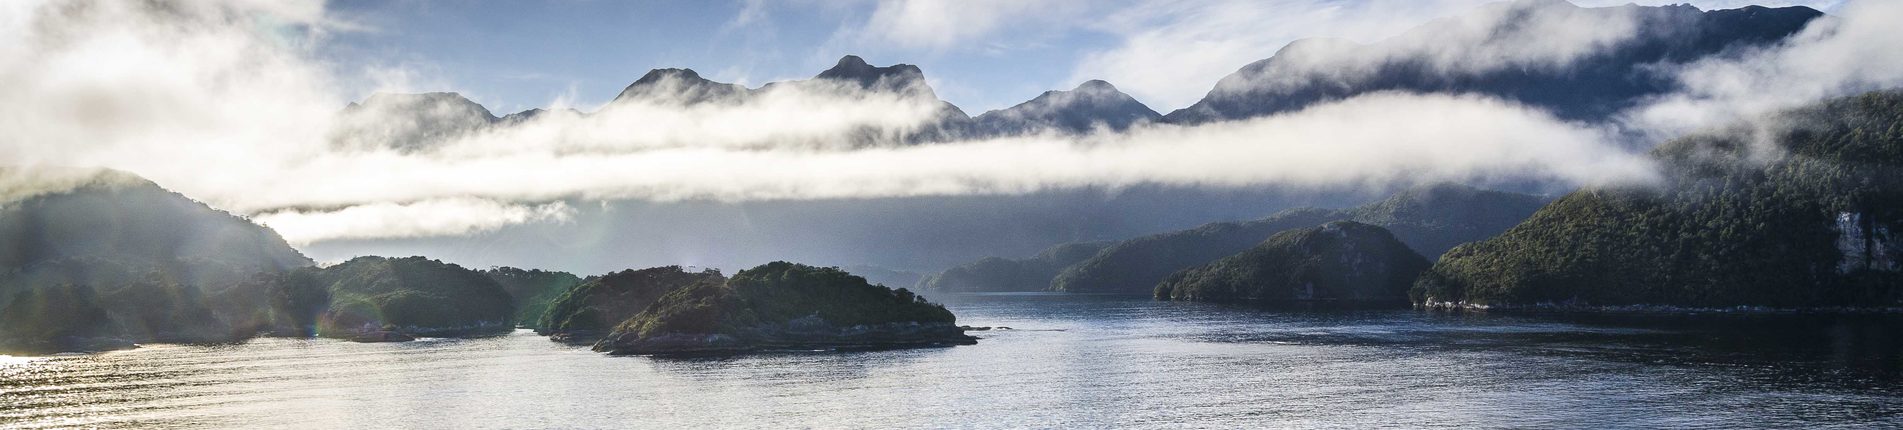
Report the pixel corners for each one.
[592,262,976,355]
[301,256,518,340]
[536,265,725,343]
[1155,221,1429,305]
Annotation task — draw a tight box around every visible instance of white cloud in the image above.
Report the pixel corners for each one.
[254,199,574,244]
[1625,0,1903,138]
[1070,0,1844,110]
[847,0,1090,51]
[204,92,1659,212]
[1068,0,1516,110]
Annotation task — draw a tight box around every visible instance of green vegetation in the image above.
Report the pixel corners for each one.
[598,262,969,354]
[0,170,313,353]
[614,262,955,338]
[536,266,723,338]
[0,284,115,352]
[918,241,1111,292]
[1157,221,1428,304]
[1417,91,1903,309]
[1054,184,1544,294]
[481,267,584,329]
[310,256,516,337]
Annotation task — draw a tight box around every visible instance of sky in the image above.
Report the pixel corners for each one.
[320,0,1847,114]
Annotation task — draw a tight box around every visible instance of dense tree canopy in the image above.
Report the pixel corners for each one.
[1418,91,1903,308]
[1158,221,1429,304]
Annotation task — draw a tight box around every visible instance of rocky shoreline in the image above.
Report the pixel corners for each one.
[1415,300,1903,315]
[594,320,978,356]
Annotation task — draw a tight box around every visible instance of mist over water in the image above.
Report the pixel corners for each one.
[4,295,1897,429]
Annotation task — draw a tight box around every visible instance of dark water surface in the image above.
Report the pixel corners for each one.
[3,293,1900,428]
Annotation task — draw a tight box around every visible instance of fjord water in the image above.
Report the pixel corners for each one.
[3,294,1899,429]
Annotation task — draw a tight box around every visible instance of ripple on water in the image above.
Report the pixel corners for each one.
[0,295,1899,429]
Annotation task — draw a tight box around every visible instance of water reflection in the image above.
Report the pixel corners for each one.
[0,294,1898,428]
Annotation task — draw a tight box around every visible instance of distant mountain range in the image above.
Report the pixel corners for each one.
[1164,1,1821,124]
[337,1,1822,151]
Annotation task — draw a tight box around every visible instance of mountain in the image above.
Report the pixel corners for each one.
[1163,1,1823,124]
[610,68,751,106]
[481,266,584,330]
[974,80,1161,135]
[497,107,583,126]
[593,262,973,355]
[1416,91,1903,309]
[1156,221,1428,304]
[341,55,1177,148]
[332,92,498,151]
[535,265,725,342]
[810,55,940,98]
[0,168,313,353]
[305,256,517,338]
[1051,184,1546,294]
[918,241,1112,292]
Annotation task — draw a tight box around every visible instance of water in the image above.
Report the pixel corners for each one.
[3,293,1900,429]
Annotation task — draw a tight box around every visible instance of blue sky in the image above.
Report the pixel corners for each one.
[317,0,1843,116]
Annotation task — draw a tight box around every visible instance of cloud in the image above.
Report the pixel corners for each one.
[1068,0,1510,110]
[1070,0,1844,110]
[1624,0,1903,138]
[199,92,1660,213]
[254,199,574,244]
[846,0,1091,52]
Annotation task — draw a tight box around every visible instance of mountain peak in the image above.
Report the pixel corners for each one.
[815,55,926,91]
[613,67,748,105]
[972,79,1159,135]
[1075,79,1117,93]
[834,55,870,70]
[360,91,481,107]
[633,68,704,85]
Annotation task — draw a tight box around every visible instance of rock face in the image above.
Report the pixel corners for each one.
[593,262,975,355]
[480,267,584,330]
[1156,221,1429,304]
[1052,184,1545,294]
[307,256,516,338]
[1417,91,1903,309]
[919,241,1112,292]
[1163,2,1822,124]
[973,80,1160,135]
[536,266,724,342]
[0,168,312,354]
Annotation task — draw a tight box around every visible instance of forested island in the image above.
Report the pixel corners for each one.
[594,262,975,355]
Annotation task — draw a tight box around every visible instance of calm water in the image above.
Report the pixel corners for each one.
[3,293,1900,429]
